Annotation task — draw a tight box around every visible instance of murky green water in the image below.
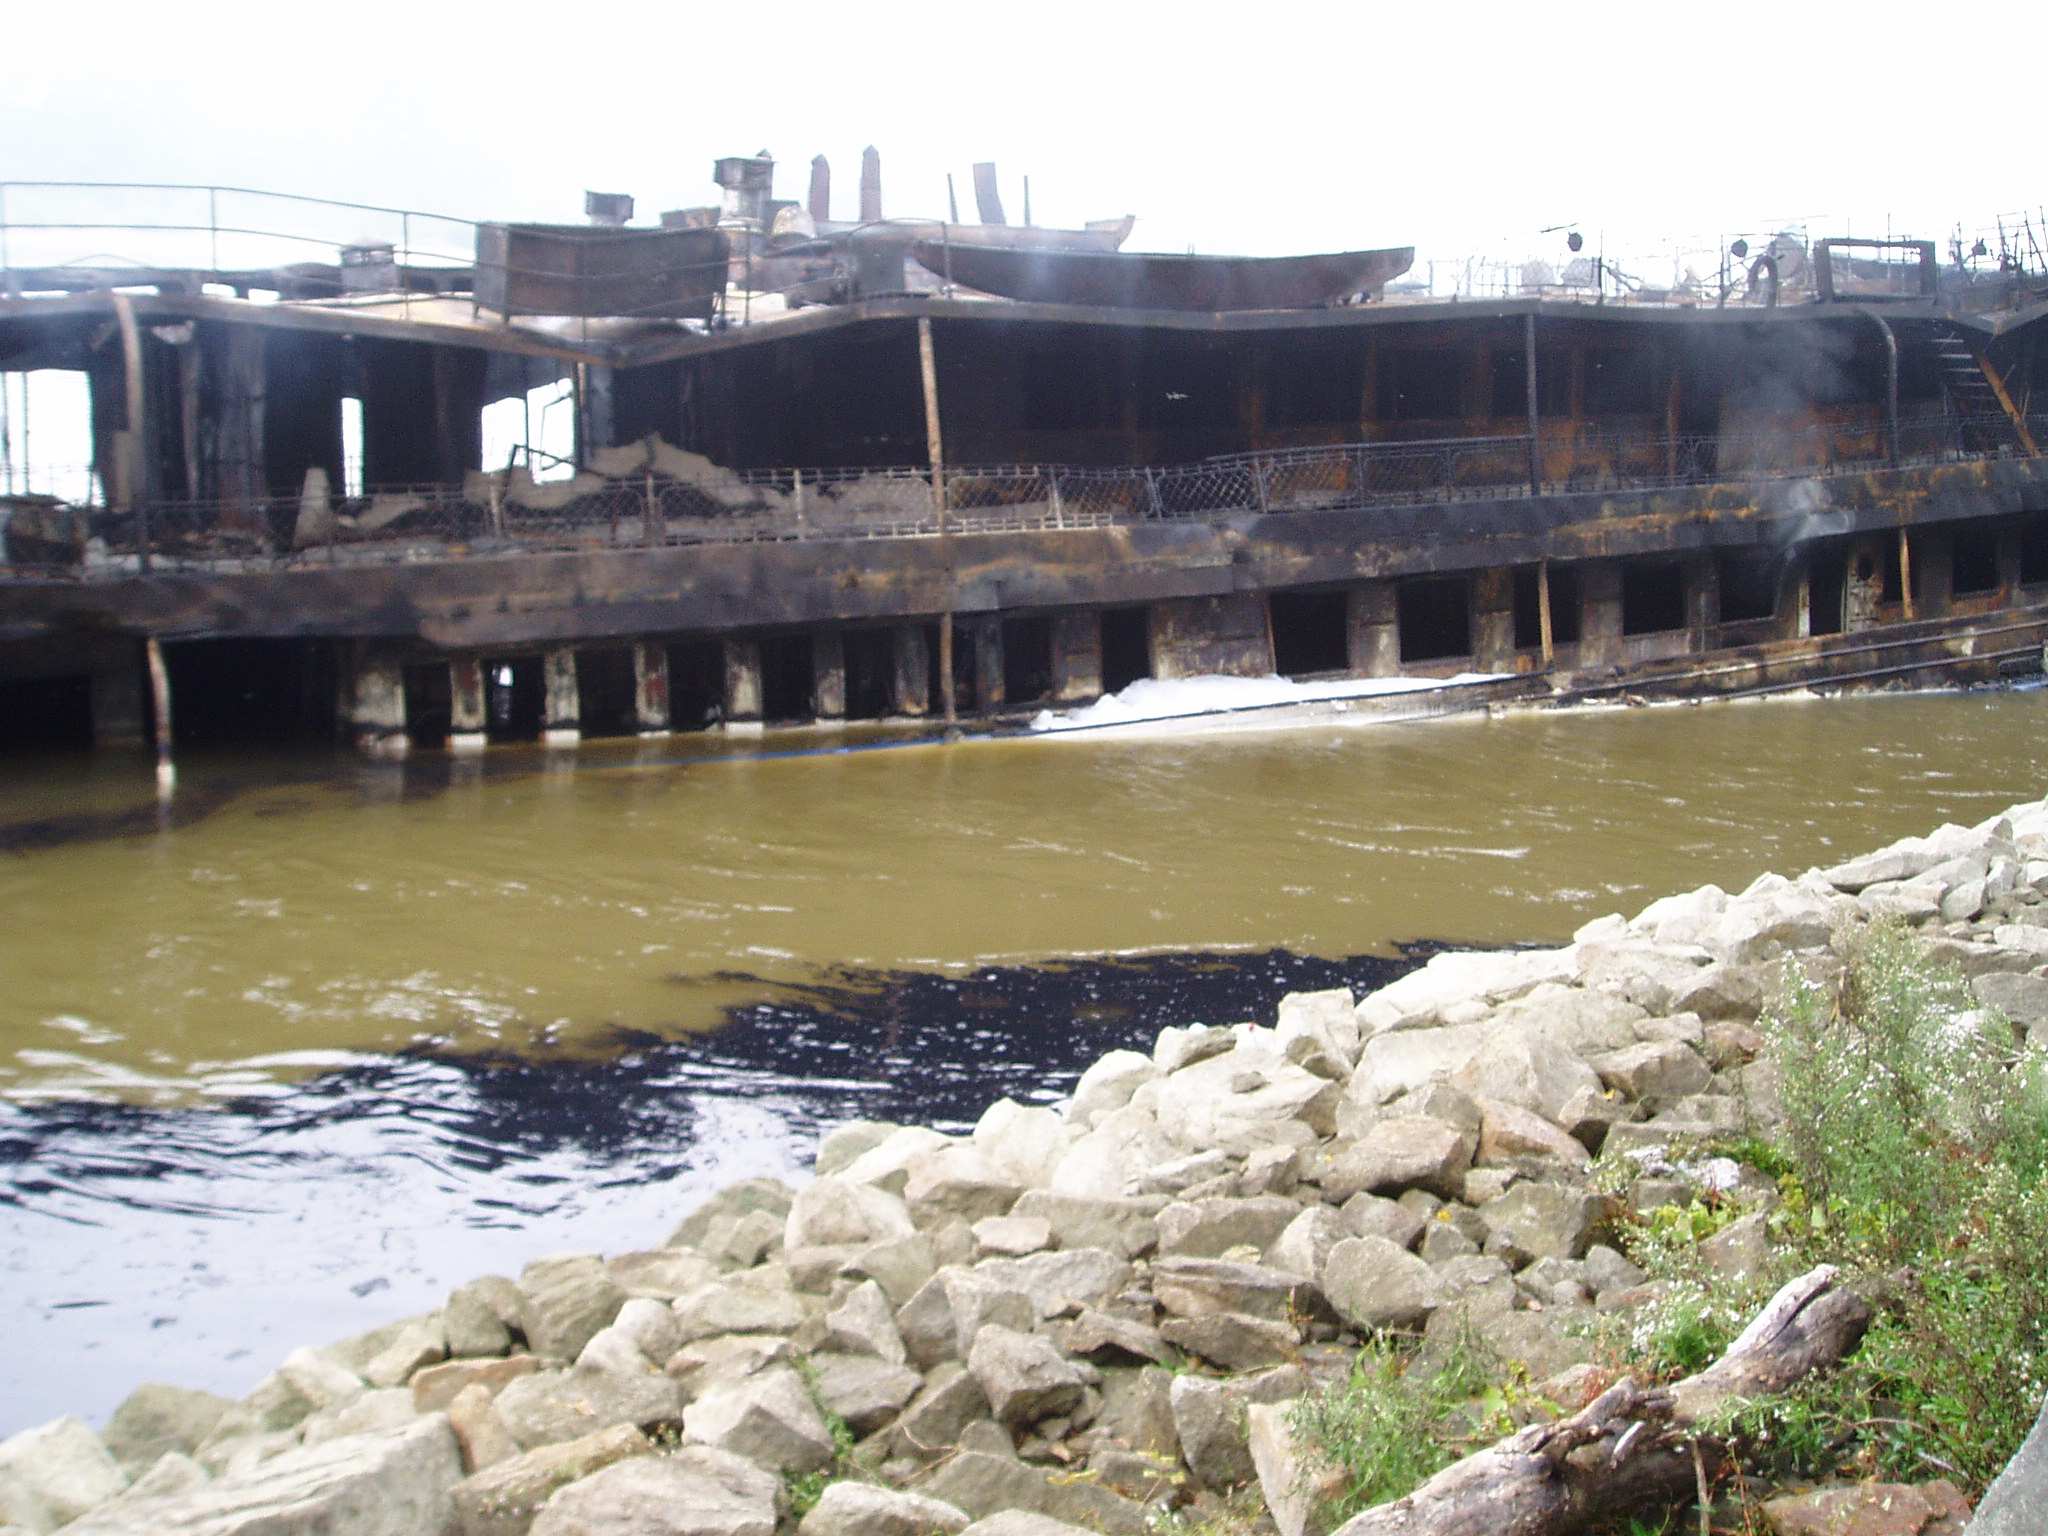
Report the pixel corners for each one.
[4,689,2044,1104]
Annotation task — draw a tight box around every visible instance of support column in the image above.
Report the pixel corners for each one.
[347,644,408,757]
[542,648,580,746]
[145,637,174,789]
[1346,583,1400,677]
[449,655,486,753]
[972,616,1006,715]
[632,641,670,735]
[1685,555,1721,650]
[1577,561,1624,669]
[90,643,145,748]
[893,626,930,717]
[1471,568,1516,672]
[812,631,847,722]
[1050,612,1103,702]
[1150,595,1272,680]
[723,638,764,733]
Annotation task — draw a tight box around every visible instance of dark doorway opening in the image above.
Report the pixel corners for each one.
[665,641,724,731]
[1622,562,1687,635]
[922,623,946,715]
[1718,553,1781,623]
[1548,567,1583,644]
[485,656,544,742]
[1102,608,1152,693]
[1002,617,1055,705]
[2021,520,2048,586]
[576,647,638,738]
[164,639,338,746]
[1270,590,1350,678]
[1952,525,2001,596]
[946,623,980,716]
[0,674,92,751]
[403,664,451,750]
[844,630,896,720]
[1809,554,1847,637]
[1397,578,1470,663]
[760,634,816,723]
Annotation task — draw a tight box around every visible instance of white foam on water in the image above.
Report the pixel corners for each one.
[1027,671,1508,733]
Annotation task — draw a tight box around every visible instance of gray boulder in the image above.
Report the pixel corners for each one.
[1067,1051,1161,1126]
[1475,1183,1604,1261]
[445,1279,518,1357]
[0,1416,128,1532]
[972,1249,1133,1319]
[818,1122,904,1178]
[1150,1256,1309,1322]
[101,1384,235,1478]
[1473,1097,1591,1171]
[671,1268,808,1345]
[1974,1389,2048,1535]
[518,1257,627,1363]
[797,1482,970,1536]
[492,1367,686,1452]
[1589,1040,1713,1103]
[1151,1046,1338,1156]
[807,1353,924,1435]
[1269,1206,1351,1279]
[1155,1195,1300,1257]
[446,1384,522,1474]
[915,1451,1146,1535]
[450,1424,651,1536]
[786,1178,917,1251]
[888,1363,991,1460]
[529,1448,780,1536]
[971,1100,1067,1191]
[1320,1236,1444,1331]
[1974,970,2048,1036]
[897,1268,1036,1369]
[1343,1116,1476,1201]
[668,1179,796,1251]
[1168,1366,1310,1490]
[967,1325,1091,1429]
[1451,1030,1603,1126]
[682,1365,833,1475]
[971,1216,1052,1258]
[605,1250,720,1304]
[64,1415,462,1536]
[1157,1312,1298,1371]
[1057,1310,1174,1367]
[1008,1191,1162,1257]
[824,1279,909,1364]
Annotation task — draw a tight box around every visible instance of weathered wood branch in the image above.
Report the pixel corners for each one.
[1329,1265,1872,1536]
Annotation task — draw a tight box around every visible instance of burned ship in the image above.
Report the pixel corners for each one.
[1,152,2045,760]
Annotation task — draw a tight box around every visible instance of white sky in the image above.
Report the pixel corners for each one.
[4,0,2041,271]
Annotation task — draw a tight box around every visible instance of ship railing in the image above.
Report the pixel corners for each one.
[2,413,2037,581]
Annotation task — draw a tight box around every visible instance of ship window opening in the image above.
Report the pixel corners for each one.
[1101,608,1152,693]
[1951,526,2001,595]
[1810,554,1847,637]
[166,639,339,746]
[402,663,450,750]
[480,378,577,483]
[0,673,93,751]
[760,634,816,723]
[484,655,544,742]
[1585,349,1665,416]
[1270,591,1350,677]
[1622,562,1687,635]
[1511,567,1543,649]
[1719,553,1780,623]
[948,625,981,716]
[664,640,724,731]
[340,397,365,498]
[1398,578,1471,662]
[843,629,896,720]
[575,646,638,738]
[2019,520,2048,585]
[1002,617,1055,704]
[1379,350,1463,423]
[1,369,97,503]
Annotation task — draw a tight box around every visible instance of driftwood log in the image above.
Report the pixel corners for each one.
[1331,1265,1872,1536]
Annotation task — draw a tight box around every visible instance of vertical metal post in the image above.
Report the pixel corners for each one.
[918,316,955,726]
[1537,557,1555,665]
[1899,528,1916,621]
[209,187,219,275]
[146,636,174,791]
[1523,312,1541,494]
[112,292,149,571]
[1867,312,1899,468]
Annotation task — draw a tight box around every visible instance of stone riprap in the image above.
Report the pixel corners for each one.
[9,796,2048,1536]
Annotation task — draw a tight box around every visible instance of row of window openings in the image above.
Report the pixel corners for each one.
[341,382,577,499]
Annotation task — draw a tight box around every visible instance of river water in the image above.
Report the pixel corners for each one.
[3,689,2045,1432]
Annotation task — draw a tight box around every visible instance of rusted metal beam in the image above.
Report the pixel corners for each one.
[1974,346,2041,456]
[1866,312,1900,467]
[918,315,956,726]
[1524,313,1541,493]
[972,163,1006,227]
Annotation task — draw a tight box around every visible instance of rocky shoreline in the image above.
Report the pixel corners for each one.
[7,797,2048,1536]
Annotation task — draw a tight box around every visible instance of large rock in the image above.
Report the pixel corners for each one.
[1151,1045,1337,1156]
[529,1448,781,1536]
[450,1425,652,1536]
[518,1256,627,1363]
[1008,1192,1162,1257]
[1150,1256,1310,1323]
[1473,1096,1591,1170]
[1157,1311,1298,1371]
[889,1364,991,1460]
[1269,1206,1352,1279]
[64,1415,462,1536]
[672,1268,808,1345]
[806,1353,923,1435]
[0,1416,129,1532]
[492,1367,686,1452]
[1342,1116,1476,1201]
[1354,949,1575,1035]
[101,1385,235,1478]
[971,1249,1132,1319]
[1450,1030,1603,1126]
[1974,1388,2048,1535]
[1275,988,1362,1068]
[1155,1195,1300,1257]
[915,1451,1146,1535]
[1248,1400,1342,1536]
[1168,1366,1309,1490]
[786,1179,917,1251]
[1475,1183,1603,1261]
[1760,1480,1971,1536]
[797,1482,969,1536]
[897,1268,1036,1369]
[904,1145,1024,1228]
[682,1365,833,1475]
[958,1516,1098,1536]
[1974,971,2048,1036]
[1346,1024,1491,1109]
[1588,1039,1714,1103]
[668,1179,795,1251]
[967,1325,1091,1429]
[1320,1236,1444,1331]
[824,1279,908,1364]
[445,1279,519,1357]
[1067,1051,1161,1126]
[971,1100,1068,1190]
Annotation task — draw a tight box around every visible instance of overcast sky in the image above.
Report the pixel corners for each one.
[5,0,2041,279]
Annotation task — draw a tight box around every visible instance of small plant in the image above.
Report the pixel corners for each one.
[783,1354,865,1518]
[1287,1327,1508,1527]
